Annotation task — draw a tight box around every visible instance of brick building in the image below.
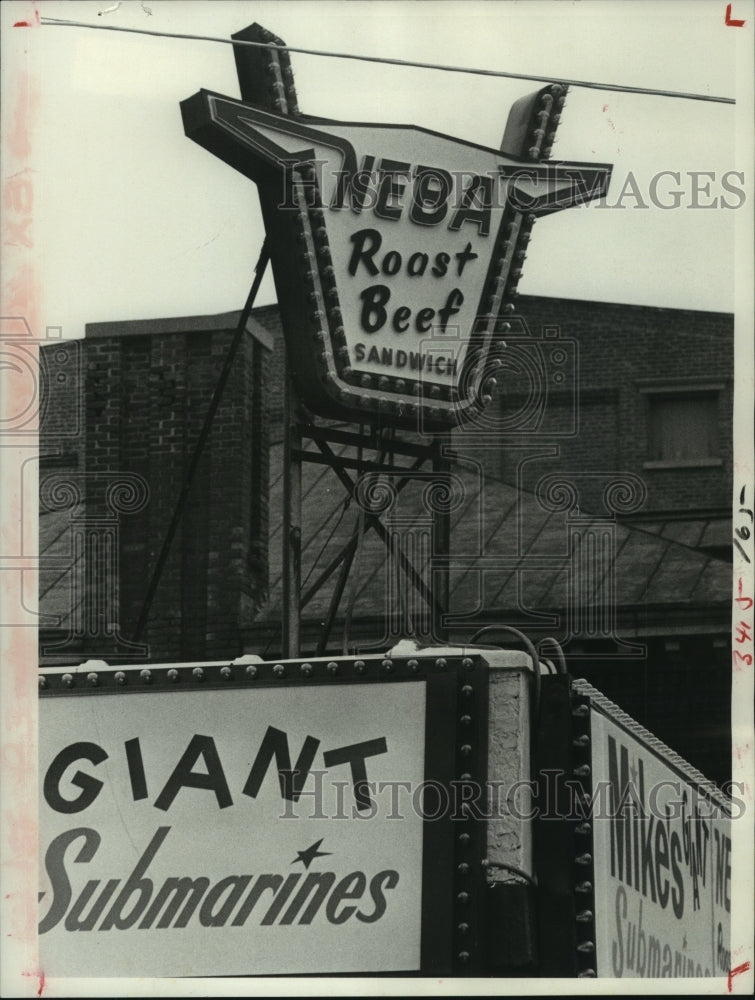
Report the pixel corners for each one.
[39,311,272,663]
[39,294,734,783]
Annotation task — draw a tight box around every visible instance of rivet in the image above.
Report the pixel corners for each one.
[38,675,47,690]
[503,302,515,314]
[395,379,406,394]
[575,880,593,893]
[300,662,313,676]
[114,671,126,685]
[435,657,447,669]
[577,941,595,954]
[457,922,470,935]
[484,378,497,394]
[575,821,591,836]
[220,665,232,680]
[576,910,593,923]
[140,669,152,684]
[61,673,74,688]
[167,668,179,683]
[360,375,372,388]
[576,852,592,866]
[354,659,366,674]
[460,714,472,726]
[528,145,540,160]
[572,704,589,717]
[572,734,590,747]
[461,684,473,697]
[457,862,470,875]
[314,226,328,244]
[457,891,469,905]
[460,772,472,781]
[245,664,257,679]
[327,661,339,674]
[328,307,343,324]
[412,382,422,395]
[458,832,471,846]
[407,658,419,672]
[578,969,597,978]
[273,663,286,677]
[87,672,99,686]
[192,667,204,682]
[573,764,591,777]
[381,658,393,672]
[457,951,470,964]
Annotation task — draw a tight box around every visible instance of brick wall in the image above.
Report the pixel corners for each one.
[41,312,271,663]
[491,296,734,515]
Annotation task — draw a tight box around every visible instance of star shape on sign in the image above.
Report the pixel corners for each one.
[292,838,332,869]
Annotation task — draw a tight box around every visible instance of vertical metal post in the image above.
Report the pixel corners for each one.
[433,433,452,643]
[282,365,302,658]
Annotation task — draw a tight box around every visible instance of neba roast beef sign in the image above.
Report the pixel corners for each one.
[181,25,612,427]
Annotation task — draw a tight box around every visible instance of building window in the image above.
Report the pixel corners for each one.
[643,387,722,468]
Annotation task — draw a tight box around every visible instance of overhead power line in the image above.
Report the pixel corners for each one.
[37,16,736,105]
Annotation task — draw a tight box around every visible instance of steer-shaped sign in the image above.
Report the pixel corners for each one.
[182,24,612,428]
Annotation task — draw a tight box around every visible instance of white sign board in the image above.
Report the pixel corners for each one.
[39,681,426,977]
[590,710,732,979]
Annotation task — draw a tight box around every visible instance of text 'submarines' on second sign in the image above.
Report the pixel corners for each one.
[181,25,612,427]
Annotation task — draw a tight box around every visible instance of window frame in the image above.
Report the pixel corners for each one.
[638,381,725,470]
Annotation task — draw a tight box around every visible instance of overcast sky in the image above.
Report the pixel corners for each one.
[3,0,752,340]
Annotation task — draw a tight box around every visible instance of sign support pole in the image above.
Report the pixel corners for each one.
[433,432,452,642]
[282,363,302,659]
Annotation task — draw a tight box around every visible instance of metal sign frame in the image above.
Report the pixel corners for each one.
[38,652,490,977]
[534,675,732,980]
